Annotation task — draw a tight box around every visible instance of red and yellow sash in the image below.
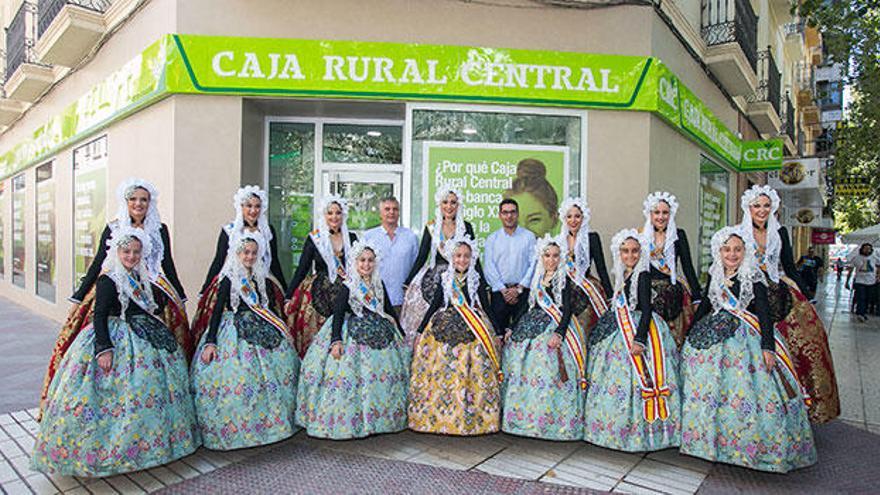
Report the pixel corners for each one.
[451,277,502,382]
[722,287,811,405]
[613,293,670,423]
[239,276,289,338]
[535,286,588,389]
[566,260,608,315]
[153,273,186,319]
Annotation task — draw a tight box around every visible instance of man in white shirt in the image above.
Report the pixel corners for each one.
[484,198,536,332]
[364,197,419,314]
[847,243,878,322]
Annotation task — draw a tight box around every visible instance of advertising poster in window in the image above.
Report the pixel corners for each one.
[12,174,26,288]
[0,181,5,278]
[36,163,56,301]
[73,137,107,287]
[698,163,729,280]
[423,142,568,250]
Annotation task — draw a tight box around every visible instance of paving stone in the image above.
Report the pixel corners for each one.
[0,459,20,483]
[124,472,162,493]
[24,473,59,494]
[44,474,78,492]
[84,479,118,494]
[163,462,199,481]
[145,466,181,486]
[612,481,665,494]
[2,479,35,495]
[104,476,146,495]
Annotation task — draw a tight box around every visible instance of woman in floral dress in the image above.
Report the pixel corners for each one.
[680,226,816,472]
[297,240,411,439]
[32,228,199,477]
[191,233,299,450]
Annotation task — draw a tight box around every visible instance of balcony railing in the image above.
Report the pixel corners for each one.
[37,0,111,38]
[781,93,795,144]
[784,20,805,38]
[701,0,759,72]
[747,48,781,115]
[5,2,37,80]
[797,61,816,93]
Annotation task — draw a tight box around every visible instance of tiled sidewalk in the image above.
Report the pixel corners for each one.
[1,275,878,494]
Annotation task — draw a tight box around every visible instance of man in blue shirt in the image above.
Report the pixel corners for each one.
[364,197,419,314]
[484,198,536,332]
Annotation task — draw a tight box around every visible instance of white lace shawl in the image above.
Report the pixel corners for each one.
[738,185,782,283]
[556,197,591,279]
[641,191,679,284]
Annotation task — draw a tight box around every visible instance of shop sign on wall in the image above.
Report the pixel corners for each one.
[768,159,821,190]
[36,163,56,302]
[0,34,784,179]
[423,142,567,249]
[73,137,108,287]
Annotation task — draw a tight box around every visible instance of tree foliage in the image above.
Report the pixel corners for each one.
[796,1,880,232]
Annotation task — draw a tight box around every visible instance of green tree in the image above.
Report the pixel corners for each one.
[796,1,880,232]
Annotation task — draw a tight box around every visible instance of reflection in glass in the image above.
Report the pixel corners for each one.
[268,122,316,281]
[330,180,395,232]
[410,109,581,229]
[323,124,402,164]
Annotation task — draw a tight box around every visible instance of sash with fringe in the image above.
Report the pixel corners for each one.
[239,276,289,337]
[450,277,502,382]
[535,286,588,389]
[613,292,670,423]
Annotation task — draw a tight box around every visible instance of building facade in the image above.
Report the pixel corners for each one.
[0,0,823,320]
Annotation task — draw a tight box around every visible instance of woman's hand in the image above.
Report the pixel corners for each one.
[493,335,503,351]
[504,329,512,344]
[67,303,80,320]
[97,351,113,372]
[548,333,562,349]
[763,350,775,371]
[201,344,217,364]
[330,341,343,360]
[412,333,421,352]
[631,342,645,357]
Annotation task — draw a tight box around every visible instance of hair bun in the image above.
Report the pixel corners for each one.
[516,158,547,180]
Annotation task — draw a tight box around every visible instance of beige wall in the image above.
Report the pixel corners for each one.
[176,0,652,56]
[170,94,243,298]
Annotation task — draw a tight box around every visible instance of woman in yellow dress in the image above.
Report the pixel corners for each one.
[408,236,503,435]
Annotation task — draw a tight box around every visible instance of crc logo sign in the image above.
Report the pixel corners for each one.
[743,146,782,162]
[659,76,678,111]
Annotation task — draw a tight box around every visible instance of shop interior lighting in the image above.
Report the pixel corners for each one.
[366,130,383,137]
[462,126,478,135]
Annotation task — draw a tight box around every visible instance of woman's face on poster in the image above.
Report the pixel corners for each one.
[510,192,557,238]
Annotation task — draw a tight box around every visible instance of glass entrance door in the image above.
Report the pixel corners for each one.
[322,171,402,232]
[267,118,403,280]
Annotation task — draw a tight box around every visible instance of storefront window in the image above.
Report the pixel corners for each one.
[268,122,316,281]
[410,106,583,245]
[12,174,26,288]
[36,163,55,302]
[73,137,107,288]
[323,124,402,164]
[698,157,730,281]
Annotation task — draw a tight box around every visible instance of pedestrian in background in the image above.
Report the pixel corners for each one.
[796,246,823,302]
[847,243,877,322]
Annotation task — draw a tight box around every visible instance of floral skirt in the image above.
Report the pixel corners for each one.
[287,273,344,357]
[680,310,817,473]
[501,309,584,440]
[296,312,411,439]
[399,264,445,345]
[32,316,200,477]
[582,310,681,452]
[408,308,500,435]
[191,311,300,450]
[776,279,840,423]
